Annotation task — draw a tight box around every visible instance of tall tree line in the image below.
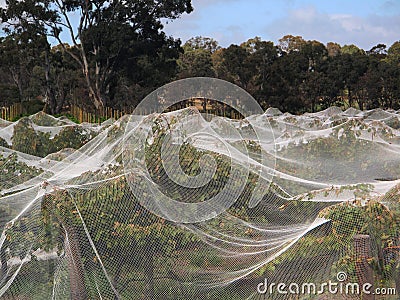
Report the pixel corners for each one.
[179,35,400,113]
[0,0,399,115]
[0,0,193,114]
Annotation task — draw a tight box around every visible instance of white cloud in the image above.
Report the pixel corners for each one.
[211,25,247,47]
[264,6,400,49]
[163,0,264,46]
[161,1,400,49]
[162,0,205,42]
[163,0,245,45]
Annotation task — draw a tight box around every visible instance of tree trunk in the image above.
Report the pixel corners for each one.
[311,96,316,113]
[55,93,66,115]
[9,69,23,101]
[348,87,353,107]
[83,69,104,111]
[357,98,364,111]
[43,48,58,115]
[79,44,104,112]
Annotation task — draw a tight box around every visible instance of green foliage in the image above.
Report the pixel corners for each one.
[2,114,274,298]
[1,20,400,113]
[0,33,45,104]
[4,259,54,299]
[11,117,45,156]
[183,36,220,53]
[0,152,42,191]
[54,113,80,124]
[0,85,20,106]
[255,198,400,290]
[177,48,215,78]
[11,116,96,157]
[190,250,222,267]
[0,0,194,110]
[177,36,220,79]
[276,119,400,191]
[321,200,400,284]
[0,137,8,147]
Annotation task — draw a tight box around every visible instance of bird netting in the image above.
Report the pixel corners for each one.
[0,78,399,299]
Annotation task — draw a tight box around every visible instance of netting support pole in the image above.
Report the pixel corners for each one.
[354,234,375,300]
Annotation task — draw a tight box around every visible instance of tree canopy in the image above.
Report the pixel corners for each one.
[0,0,193,112]
[0,2,399,115]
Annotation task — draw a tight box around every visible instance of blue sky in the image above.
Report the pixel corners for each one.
[0,0,398,50]
[162,0,400,50]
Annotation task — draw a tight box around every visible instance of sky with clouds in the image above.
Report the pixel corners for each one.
[0,0,398,50]
[162,0,400,50]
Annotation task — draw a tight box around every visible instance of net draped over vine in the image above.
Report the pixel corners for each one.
[0,105,399,299]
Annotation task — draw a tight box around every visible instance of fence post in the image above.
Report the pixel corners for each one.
[354,234,375,300]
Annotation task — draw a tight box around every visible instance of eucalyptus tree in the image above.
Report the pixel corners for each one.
[0,31,45,104]
[0,0,193,110]
[176,37,220,79]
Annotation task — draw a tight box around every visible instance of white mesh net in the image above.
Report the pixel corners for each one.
[0,78,399,299]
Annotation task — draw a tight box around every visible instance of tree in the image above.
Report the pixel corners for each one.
[334,49,368,108]
[240,36,263,54]
[380,61,400,109]
[241,37,279,106]
[183,36,220,53]
[213,44,253,90]
[326,42,341,57]
[353,50,387,110]
[177,48,215,78]
[301,71,328,112]
[110,29,183,109]
[386,41,400,66]
[175,37,218,79]
[267,51,309,113]
[301,40,327,72]
[278,35,306,53]
[0,0,193,110]
[0,32,44,103]
[297,41,329,111]
[341,44,365,55]
[0,25,80,114]
[46,44,85,113]
[367,43,387,59]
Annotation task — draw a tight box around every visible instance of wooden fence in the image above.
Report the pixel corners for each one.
[1,103,23,121]
[69,98,244,123]
[1,98,243,123]
[69,105,126,123]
